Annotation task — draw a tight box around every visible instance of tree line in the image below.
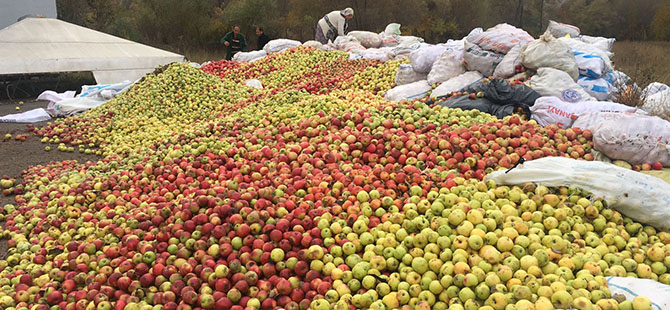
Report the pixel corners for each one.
[56,0,670,53]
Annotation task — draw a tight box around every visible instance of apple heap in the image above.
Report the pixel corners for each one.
[202,47,401,96]
[0,47,664,310]
[306,179,667,310]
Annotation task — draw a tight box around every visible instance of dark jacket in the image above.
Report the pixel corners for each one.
[258,33,270,50]
[221,32,248,60]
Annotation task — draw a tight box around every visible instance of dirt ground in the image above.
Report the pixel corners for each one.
[0,99,99,259]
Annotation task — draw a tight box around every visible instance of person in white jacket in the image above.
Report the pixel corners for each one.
[315,8,354,44]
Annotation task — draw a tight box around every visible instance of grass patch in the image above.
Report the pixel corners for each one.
[612,41,670,89]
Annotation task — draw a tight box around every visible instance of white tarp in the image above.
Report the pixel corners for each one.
[486,157,670,231]
[38,80,133,116]
[0,18,184,84]
[0,108,51,123]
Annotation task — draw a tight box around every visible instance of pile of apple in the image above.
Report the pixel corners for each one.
[0,47,665,310]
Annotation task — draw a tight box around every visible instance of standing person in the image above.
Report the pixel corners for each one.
[221,25,248,60]
[256,27,270,50]
[315,8,354,45]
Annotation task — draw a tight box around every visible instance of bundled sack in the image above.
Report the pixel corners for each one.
[395,64,428,86]
[263,39,301,54]
[642,82,670,98]
[390,37,425,59]
[379,34,400,47]
[333,36,366,53]
[466,23,534,54]
[384,80,432,102]
[642,90,670,121]
[302,40,325,50]
[522,32,579,81]
[233,50,267,62]
[558,37,613,76]
[529,68,594,103]
[572,51,608,78]
[431,71,484,98]
[592,113,670,166]
[530,96,638,128]
[348,31,382,48]
[493,44,524,78]
[409,44,449,74]
[546,20,580,38]
[464,78,540,108]
[578,76,615,101]
[358,49,392,61]
[463,41,504,77]
[572,111,643,131]
[384,23,401,36]
[607,277,670,310]
[437,96,523,119]
[427,50,465,85]
[579,35,616,52]
[485,157,670,231]
[603,70,634,93]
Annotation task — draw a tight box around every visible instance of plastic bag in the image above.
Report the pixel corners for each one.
[546,20,580,38]
[493,44,524,78]
[464,78,540,108]
[348,31,382,48]
[244,79,263,89]
[529,68,594,103]
[642,89,670,121]
[409,44,448,74]
[263,39,301,54]
[384,80,432,102]
[592,113,670,166]
[302,40,325,50]
[466,23,534,54]
[577,76,614,101]
[232,50,267,62]
[0,108,52,123]
[579,35,616,52]
[438,96,520,119]
[79,81,133,98]
[606,277,670,310]
[427,50,465,85]
[485,157,670,231]
[395,64,428,86]
[431,71,484,98]
[530,96,637,128]
[384,23,401,36]
[522,32,579,81]
[463,41,504,77]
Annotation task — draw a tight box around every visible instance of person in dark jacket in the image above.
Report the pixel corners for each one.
[221,25,248,60]
[256,27,270,50]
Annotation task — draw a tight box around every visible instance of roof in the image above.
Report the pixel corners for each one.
[0,18,185,84]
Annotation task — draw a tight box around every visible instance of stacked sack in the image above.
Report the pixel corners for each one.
[558,35,617,101]
[464,24,534,77]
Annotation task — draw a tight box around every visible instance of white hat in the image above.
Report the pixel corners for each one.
[342,8,354,17]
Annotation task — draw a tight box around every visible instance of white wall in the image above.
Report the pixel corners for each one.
[0,0,57,29]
